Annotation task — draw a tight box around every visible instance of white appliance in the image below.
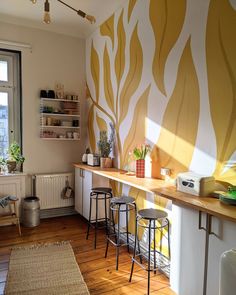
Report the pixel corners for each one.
[220,249,236,295]
[176,172,215,196]
[87,154,100,166]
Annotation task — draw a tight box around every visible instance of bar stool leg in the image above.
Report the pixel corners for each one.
[112,208,117,242]
[116,204,121,271]
[86,195,92,240]
[147,220,152,295]
[94,194,98,249]
[154,220,157,274]
[104,194,108,236]
[129,215,138,282]
[134,204,142,264]
[126,204,129,253]
[105,204,111,258]
[167,219,171,259]
[160,225,163,256]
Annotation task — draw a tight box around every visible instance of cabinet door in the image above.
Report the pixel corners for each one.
[74,168,83,214]
[82,170,93,220]
[207,218,236,295]
[170,205,205,295]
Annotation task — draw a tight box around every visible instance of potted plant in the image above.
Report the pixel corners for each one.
[0,156,8,174]
[7,141,25,173]
[133,144,151,178]
[97,127,114,168]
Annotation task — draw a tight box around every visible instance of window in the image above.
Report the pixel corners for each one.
[0,50,21,157]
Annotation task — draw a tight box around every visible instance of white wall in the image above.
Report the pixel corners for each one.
[0,22,86,183]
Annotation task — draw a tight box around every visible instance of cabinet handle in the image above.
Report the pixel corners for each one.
[198,211,218,237]
[80,169,84,178]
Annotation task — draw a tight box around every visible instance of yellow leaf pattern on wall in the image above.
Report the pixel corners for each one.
[128,187,147,238]
[121,85,151,169]
[115,10,126,88]
[96,113,107,132]
[128,0,137,22]
[88,105,96,153]
[100,14,114,49]
[206,0,236,184]
[90,42,100,102]
[104,45,115,114]
[155,38,200,177]
[150,0,186,96]
[119,24,143,126]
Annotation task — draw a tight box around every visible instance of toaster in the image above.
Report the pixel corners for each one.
[87,154,100,166]
[177,172,215,196]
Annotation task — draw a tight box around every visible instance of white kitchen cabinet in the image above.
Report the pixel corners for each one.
[74,167,110,221]
[170,205,236,295]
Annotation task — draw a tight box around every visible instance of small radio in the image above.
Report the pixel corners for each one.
[177,172,215,196]
[87,154,100,166]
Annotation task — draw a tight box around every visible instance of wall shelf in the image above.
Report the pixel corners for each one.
[41,97,79,103]
[40,138,80,141]
[40,94,80,140]
[41,125,80,129]
[40,113,80,117]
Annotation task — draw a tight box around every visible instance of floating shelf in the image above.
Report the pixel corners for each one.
[40,97,79,103]
[40,113,80,117]
[40,138,80,141]
[41,125,80,129]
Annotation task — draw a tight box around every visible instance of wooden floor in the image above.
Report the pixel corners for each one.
[0,215,175,295]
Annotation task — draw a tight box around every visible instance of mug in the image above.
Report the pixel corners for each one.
[73,132,79,139]
[66,132,73,139]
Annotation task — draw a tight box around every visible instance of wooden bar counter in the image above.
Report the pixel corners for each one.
[74,163,236,295]
[74,163,236,223]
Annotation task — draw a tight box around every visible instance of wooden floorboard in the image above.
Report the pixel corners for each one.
[0,215,175,295]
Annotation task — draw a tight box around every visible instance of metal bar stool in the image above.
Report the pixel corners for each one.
[129,208,171,295]
[86,187,112,249]
[105,196,141,270]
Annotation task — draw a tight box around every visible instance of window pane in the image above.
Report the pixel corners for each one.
[0,92,9,156]
[0,61,8,82]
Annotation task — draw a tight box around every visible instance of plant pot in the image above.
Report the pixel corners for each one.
[7,160,16,173]
[136,159,145,178]
[100,157,112,168]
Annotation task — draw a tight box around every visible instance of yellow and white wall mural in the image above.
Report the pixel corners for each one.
[86,0,236,247]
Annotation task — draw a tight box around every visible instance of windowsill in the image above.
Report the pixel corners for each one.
[0,172,27,177]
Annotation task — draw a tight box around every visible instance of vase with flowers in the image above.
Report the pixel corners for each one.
[133,144,151,178]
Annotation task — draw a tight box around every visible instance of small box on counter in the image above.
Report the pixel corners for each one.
[177,172,215,196]
[87,154,100,166]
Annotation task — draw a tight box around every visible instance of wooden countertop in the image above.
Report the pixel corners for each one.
[74,163,236,223]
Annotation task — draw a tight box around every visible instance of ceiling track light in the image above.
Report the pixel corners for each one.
[30,0,96,24]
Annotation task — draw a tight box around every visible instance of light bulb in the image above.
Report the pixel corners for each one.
[43,12,51,24]
[31,0,37,3]
[43,0,51,24]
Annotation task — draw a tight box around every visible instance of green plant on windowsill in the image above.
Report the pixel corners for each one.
[0,156,8,174]
[3,142,25,173]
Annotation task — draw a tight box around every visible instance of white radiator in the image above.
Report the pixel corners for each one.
[35,173,74,210]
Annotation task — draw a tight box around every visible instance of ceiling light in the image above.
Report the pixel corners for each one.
[43,0,51,24]
[30,0,96,24]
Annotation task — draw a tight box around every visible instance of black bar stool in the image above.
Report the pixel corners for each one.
[86,187,112,249]
[105,196,141,270]
[129,208,171,295]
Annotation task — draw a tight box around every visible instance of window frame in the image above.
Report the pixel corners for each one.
[0,49,22,156]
